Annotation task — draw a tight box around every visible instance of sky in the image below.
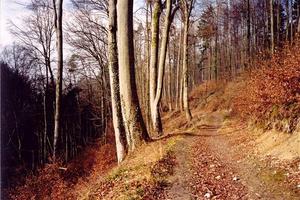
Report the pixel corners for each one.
[0,0,74,47]
[0,0,145,48]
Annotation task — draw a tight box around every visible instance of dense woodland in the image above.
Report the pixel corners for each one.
[1,0,300,198]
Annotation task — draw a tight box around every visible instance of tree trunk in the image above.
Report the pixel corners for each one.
[176,27,182,110]
[167,48,173,111]
[276,0,280,45]
[247,0,251,59]
[151,0,174,134]
[291,4,293,43]
[270,0,274,54]
[298,4,300,33]
[53,0,63,160]
[286,0,290,41]
[298,16,300,32]
[117,0,150,152]
[43,63,49,163]
[149,0,161,134]
[108,0,127,163]
[145,1,151,133]
[182,16,192,121]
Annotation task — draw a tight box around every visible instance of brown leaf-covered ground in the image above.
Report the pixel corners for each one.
[159,110,299,200]
[5,81,300,199]
[6,110,299,199]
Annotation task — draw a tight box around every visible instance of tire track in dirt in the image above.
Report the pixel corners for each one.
[202,112,300,200]
[164,111,299,199]
[166,137,195,200]
[165,112,247,199]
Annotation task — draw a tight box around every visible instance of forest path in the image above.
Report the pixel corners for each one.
[165,134,195,199]
[163,111,299,200]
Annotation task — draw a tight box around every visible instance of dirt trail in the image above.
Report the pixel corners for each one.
[164,111,299,200]
[166,137,195,200]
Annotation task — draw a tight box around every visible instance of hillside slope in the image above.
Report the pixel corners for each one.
[5,77,300,200]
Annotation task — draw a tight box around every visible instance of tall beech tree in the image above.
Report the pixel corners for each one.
[149,0,178,134]
[53,0,64,159]
[180,0,194,121]
[117,0,150,151]
[108,0,127,163]
[149,0,162,134]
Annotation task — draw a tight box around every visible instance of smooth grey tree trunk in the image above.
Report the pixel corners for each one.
[108,0,127,163]
[181,0,193,121]
[53,0,63,160]
[117,0,150,152]
[149,0,161,134]
[176,27,182,110]
[150,0,177,134]
[182,17,192,121]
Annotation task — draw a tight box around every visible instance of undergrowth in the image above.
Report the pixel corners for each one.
[233,40,300,133]
[192,40,300,133]
[4,142,117,200]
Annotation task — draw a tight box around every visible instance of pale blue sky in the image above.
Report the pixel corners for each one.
[0,0,145,47]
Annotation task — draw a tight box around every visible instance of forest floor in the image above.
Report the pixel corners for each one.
[6,82,300,200]
[78,108,300,200]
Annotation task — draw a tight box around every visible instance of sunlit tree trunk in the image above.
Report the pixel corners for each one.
[108,0,127,163]
[182,19,192,120]
[53,0,63,160]
[149,0,161,134]
[145,1,151,132]
[181,0,193,121]
[117,0,150,151]
[167,48,173,111]
[176,26,182,110]
[151,0,174,134]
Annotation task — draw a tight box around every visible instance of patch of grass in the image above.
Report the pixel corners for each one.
[260,168,287,183]
[108,168,129,181]
[91,139,178,199]
[166,137,179,151]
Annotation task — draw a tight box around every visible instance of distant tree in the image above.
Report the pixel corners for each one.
[67,0,110,136]
[9,0,55,162]
[180,0,195,121]
[270,0,274,54]
[1,61,42,174]
[149,0,178,134]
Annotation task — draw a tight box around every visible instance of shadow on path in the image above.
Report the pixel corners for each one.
[151,124,230,141]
